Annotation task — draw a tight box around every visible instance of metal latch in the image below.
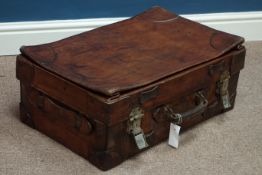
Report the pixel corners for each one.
[127,107,148,150]
[218,71,231,109]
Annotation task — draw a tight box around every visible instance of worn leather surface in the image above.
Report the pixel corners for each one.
[16,6,246,170]
[20,6,244,96]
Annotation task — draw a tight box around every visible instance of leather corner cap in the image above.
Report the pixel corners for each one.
[209,31,245,52]
[20,45,57,66]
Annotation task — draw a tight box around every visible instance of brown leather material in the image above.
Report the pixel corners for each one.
[16,47,245,126]
[16,6,246,171]
[20,6,244,96]
[17,47,246,170]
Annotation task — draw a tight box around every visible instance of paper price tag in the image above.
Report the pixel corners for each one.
[168,123,181,148]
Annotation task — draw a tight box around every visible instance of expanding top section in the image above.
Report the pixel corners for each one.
[20,6,244,96]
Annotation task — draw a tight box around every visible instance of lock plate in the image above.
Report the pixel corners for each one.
[127,107,148,150]
[219,71,231,109]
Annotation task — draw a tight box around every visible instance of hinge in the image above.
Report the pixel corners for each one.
[127,107,148,150]
[218,70,231,109]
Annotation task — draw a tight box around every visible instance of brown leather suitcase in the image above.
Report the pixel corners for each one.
[16,6,246,170]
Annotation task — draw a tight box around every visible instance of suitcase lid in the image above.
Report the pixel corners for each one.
[20,6,244,97]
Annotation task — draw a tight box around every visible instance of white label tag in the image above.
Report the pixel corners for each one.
[134,133,148,150]
[168,123,181,148]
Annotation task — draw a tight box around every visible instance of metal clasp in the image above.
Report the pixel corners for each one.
[127,107,148,150]
[218,71,231,109]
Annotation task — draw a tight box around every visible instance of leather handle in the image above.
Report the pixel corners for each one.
[163,91,208,124]
[36,93,93,135]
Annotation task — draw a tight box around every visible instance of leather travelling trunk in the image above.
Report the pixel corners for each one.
[16,6,246,170]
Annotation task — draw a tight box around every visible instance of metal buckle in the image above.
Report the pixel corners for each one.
[127,107,148,150]
[219,71,231,109]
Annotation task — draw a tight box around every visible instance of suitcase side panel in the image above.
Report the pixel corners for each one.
[107,47,246,126]
[19,84,121,170]
[105,47,245,163]
[16,56,110,124]
[16,56,127,170]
